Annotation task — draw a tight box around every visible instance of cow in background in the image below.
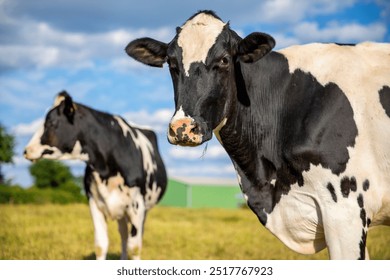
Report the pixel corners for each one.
[24,91,167,260]
[126,10,390,259]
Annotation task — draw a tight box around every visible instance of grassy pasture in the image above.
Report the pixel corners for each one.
[0,204,389,260]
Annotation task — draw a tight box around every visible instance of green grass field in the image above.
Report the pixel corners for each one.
[0,204,389,260]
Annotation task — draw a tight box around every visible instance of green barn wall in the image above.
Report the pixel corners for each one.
[159,179,245,209]
[159,179,188,207]
[191,184,243,208]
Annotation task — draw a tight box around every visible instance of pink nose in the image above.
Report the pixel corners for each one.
[168,118,202,146]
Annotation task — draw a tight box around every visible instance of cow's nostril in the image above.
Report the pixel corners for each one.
[190,122,199,134]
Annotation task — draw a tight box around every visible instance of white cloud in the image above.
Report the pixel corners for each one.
[272,33,301,49]
[168,163,236,179]
[249,0,357,24]
[0,71,96,117]
[123,108,173,133]
[294,21,387,42]
[0,15,173,72]
[308,0,357,14]
[169,144,226,160]
[12,118,43,136]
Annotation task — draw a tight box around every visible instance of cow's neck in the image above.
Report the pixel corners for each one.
[76,106,120,179]
[219,52,292,224]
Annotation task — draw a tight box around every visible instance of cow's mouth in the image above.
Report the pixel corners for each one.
[42,149,55,156]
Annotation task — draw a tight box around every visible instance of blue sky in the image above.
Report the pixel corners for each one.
[1,0,389,187]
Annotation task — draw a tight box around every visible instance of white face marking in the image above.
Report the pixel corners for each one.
[170,106,193,123]
[24,121,45,159]
[178,13,226,76]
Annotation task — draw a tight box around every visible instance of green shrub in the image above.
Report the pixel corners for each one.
[0,184,87,204]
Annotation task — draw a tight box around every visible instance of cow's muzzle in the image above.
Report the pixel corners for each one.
[168,117,203,146]
[23,147,38,162]
[24,146,54,162]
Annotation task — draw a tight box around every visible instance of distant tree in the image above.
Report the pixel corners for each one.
[29,159,75,189]
[0,124,15,184]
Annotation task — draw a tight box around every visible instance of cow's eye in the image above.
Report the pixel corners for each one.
[215,56,230,70]
[221,56,229,65]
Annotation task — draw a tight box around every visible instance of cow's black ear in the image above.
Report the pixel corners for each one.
[58,91,75,124]
[125,37,168,68]
[238,32,275,63]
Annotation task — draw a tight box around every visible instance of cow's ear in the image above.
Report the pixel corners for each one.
[125,38,168,68]
[238,32,275,63]
[58,91,75,124]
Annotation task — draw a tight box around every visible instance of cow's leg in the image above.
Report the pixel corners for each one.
[89,198,109,260]
[127,188,146,260]
[323,200,369,259]
[117,217,129,260]
[365,247,370,260]
[325,225,368,259]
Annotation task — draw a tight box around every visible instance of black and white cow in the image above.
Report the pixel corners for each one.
[126,11,390,259]
[24,91,167,260]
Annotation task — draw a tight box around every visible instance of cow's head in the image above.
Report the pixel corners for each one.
[126,10,275,146]
[24,91,89,162]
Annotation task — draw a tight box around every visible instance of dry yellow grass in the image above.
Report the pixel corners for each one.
[0,204,389,260]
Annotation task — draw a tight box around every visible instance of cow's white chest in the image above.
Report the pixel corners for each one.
[264,157,386,255]
[89,172,132,220]
[265,170,327,254]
